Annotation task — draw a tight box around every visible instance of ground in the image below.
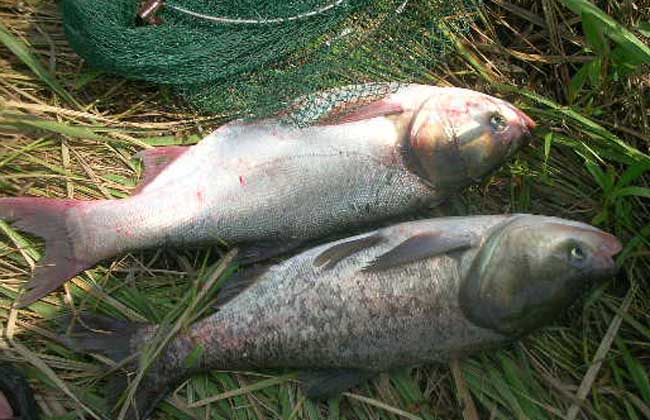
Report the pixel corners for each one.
[0,0,649,419]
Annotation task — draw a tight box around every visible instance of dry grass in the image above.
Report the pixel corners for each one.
[1,0,649,419]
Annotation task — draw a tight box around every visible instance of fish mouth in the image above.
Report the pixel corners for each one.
[505,106,535,150]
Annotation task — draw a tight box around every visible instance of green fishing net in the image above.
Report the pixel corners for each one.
[61,0,481,124]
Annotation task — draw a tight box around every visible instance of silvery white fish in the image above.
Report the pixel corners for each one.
[63,214,620,420]
[0,84,535,306]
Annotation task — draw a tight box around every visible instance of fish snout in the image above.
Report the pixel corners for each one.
[515,108,536,132]
[501,104,535,150]
[590,232,622,280]
[597,232,623,257]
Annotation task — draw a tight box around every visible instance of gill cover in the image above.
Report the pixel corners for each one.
[459,216,574,337]
[404,94,531,190]
[458,216,620,336]
[405,99,465,188]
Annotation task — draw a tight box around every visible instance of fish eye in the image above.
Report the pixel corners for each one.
[568,244,585,264]
[489,113,508,132]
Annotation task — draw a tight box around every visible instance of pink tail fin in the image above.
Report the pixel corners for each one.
[0,198,95,307]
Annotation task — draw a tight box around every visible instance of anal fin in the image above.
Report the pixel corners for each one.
[300,369,376,400]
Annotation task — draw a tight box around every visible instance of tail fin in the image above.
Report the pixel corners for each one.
[59,313,145,362]
[0,198,96,307]
[60,313,171,420]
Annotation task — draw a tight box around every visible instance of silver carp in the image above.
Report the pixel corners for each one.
[63,214,620,420]
[0,84,535,306]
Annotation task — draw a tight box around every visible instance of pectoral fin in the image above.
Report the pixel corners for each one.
[300,369,376,400]
[237,240,305,265]
[364,232,474,272]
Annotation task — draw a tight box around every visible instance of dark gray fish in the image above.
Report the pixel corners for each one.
[62,214,620,419]
[0,84,534,307]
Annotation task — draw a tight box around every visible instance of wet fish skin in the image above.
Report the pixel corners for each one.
[63,214,621,419]
[0,84,535,306]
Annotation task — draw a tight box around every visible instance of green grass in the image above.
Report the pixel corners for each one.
[1,0,649,419]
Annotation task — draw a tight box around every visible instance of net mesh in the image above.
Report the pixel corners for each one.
[61,0,481,124]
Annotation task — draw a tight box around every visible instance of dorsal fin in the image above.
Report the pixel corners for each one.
[133,146,188,194]
[317,98,404,125]
[363,232,475,272]
[324,100,404,125]
[314,233,384,271]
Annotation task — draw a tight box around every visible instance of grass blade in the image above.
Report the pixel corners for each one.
[0,22,80,108]
[560,0,650,63]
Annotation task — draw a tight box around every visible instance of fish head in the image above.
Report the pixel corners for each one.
[459,215,621,337]
[405,88,535,188]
